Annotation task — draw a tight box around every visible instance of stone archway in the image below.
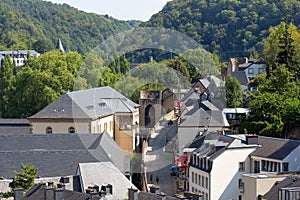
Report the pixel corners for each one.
[145,104,155,128]
[139,90,174,129]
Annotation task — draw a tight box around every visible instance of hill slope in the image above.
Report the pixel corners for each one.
[143,0,300,59]
[0,0,132,54]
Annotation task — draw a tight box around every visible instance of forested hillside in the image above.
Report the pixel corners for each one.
[142,0,300,59]
[0,0,133,54]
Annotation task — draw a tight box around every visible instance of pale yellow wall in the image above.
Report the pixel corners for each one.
[30,121,90,134]
[90,115,114,137]
[30,115,114,136]
[242,175,285,200]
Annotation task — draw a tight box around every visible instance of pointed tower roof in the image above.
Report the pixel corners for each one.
[56,38,65,53]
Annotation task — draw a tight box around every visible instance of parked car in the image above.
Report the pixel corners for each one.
[170,165,179,176]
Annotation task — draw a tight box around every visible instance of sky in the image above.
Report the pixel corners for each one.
[47,0,172,21]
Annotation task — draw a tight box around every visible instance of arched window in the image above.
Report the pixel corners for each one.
[69,127,75,134]
[46,127,52,134]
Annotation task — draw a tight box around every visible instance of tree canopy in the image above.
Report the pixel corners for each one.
[142,0,300,59]
[0,0,133,54]
[225,76,243,108]
[242,22,300,137]
[1,164,37,198]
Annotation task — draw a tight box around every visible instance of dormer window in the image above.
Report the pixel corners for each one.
[98,103,106,107]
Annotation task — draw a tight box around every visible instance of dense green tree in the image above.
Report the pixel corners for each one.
[242,22,300,137]
[283,98,300,133]
[263,22,300,74]
[98,67,121,88]
[0,55,16,118]
[143,0,300,59]
[74,52,104,90]
[163,57,190,80]
[181,48,218,82]
[0,0,133,54]
[1,164,37,198]
[245,66,299,137]
[10,50,82,118]
[225,76,243,108]
[109,55,130,75]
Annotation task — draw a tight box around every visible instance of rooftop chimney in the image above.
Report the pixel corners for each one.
[57,183,65,190]
[128,187,138,200]
[14,188,23,200]
[149,185,160,194]
[55,188,64,200]
[157,192,166,200]
[44,187,54,200]
[47,181,54,187]
[246,134,258,145]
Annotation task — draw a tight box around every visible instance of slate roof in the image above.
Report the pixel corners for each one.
[30,86,139,120]
[199,79,210,89]
[0,119,30,134]
[29,94,91,120]
[180,108,229,128]
[251,136,300,160]
[0,132,130,178]
[22,183,101,200]
[184,132,222,149]
[77,162,136,200]
[231,71,249,86]
[263,176,300,200]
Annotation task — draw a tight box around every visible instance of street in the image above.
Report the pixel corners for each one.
[144,114,178,196]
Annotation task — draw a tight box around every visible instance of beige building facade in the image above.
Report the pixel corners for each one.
[29,87,139,153]
[242,173,286,200]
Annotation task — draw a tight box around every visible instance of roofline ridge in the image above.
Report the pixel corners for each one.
[259,135,300,143]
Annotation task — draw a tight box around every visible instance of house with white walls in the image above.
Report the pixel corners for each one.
[0,50,40,70]
[188,134,300,200]
[189,134,258,200]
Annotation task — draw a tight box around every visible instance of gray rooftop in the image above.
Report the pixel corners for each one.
[23,183,101,200]
[0,119,30,134]
[30,86,139,120]
[251,136,300,160]
[77,162,136,200]
[263,176,300,200]
[180,108,229,128]
[0,132,130,178]
[231,71,249,86]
